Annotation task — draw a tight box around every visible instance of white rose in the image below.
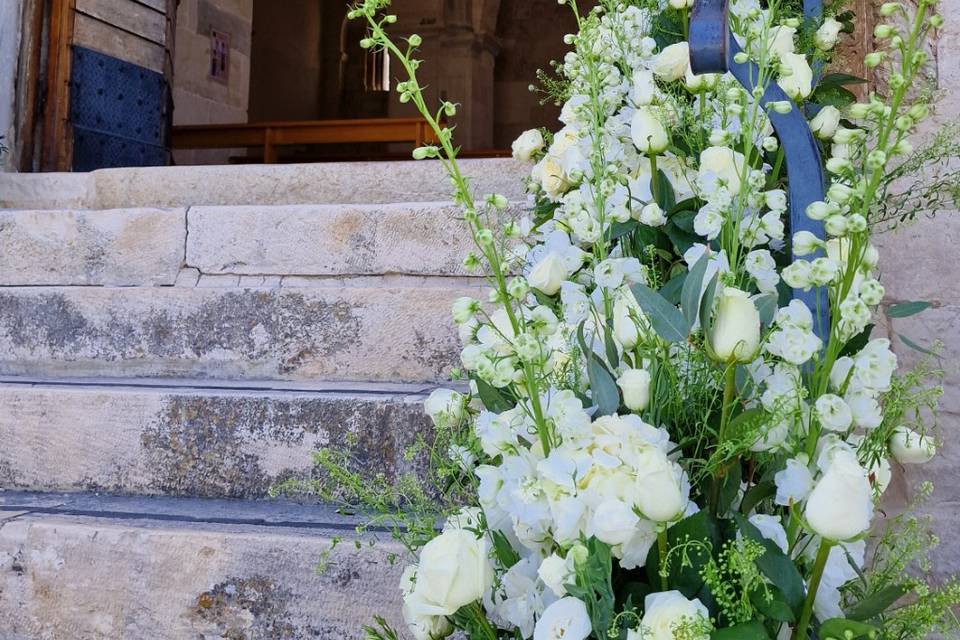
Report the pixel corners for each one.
[632,591,711,640]
[529,253,569,296]
[638,202,667,226]
[815,17,844,51]
[534,597,592,640]
[412,530,494,616]
[424,388,467,428]
[699,146,747,192]
[613,291,648,349]
[633,448,688,522]
[652,42,690,81]
[810,105,841,140]
[632,107,669,154]
[617,368,652,411]
[815,394,853,432]
[710,287,761,362]
[534,156,570,200]
[805,450,874,541]
[400,565,455,640]
[767,25,797,57]
[512,129,545,162]
[778,52,814,100]
[890,427,936,464]
[590,499,641,546]
[538,553,574,597]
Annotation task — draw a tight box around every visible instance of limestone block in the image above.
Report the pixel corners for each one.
[0,172,91,208]
[89,158,528,208]
[0,512,405,639]
[0,381,434,498]
[889,304,960,415]
[0,208,186,286]
[874,215,960,305]
[186,202,500,276]
[0,285,478,382]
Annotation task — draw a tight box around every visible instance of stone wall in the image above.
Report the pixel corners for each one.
[171,0,253,165]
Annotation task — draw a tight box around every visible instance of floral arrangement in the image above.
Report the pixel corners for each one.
[316,1,960,639]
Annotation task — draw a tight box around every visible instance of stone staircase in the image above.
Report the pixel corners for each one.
[0,158,526,639]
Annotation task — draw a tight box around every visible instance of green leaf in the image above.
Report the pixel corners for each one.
[818,618,881,640]
[669,196,701,217]
[718,461,742,516]
[588,356,620,416]
[813,84,857,108]
[566,538,617,638]
[844,584,909,621]
[630,282,690,342]
[897,333,938,356]
[473,376,515,412]
[725,408,765,441]
[682,254,710,330]
[887,300,931,318]
[664,222,700,255]
[733,513,805,614]
[490,530,520,569]
[699,272,719,331]
[652,169,677,211]
[750,584,796,623]
[646,511,720,599]
[755,294,779,328]
[671,208,697,233]
[603,321,620,370]
[839,324,875,357]
[740,481,776,515]
[660,272,687,305]
[818,72,868,87]
[711,620,771,639]
[609,220,639,241]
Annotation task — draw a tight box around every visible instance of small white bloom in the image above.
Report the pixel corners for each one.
[816,394,853,431]
[775,457,814,506]
[425,389,467,428]
[816,17,844,50]
[793,230,823,256]
[639,202,668,226]
[538,553,574,598]
[534,597,592,640]
[778,52,814,100]
[748,514,789,553]
[810,105,842,139]
[652,42,690,81]
[590,499,641,546]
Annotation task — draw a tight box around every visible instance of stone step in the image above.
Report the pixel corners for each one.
[0,158,527,210]
[0,378,439,499]
[0,491,405,639]
[0,283,476,383]
[0,201,504,286]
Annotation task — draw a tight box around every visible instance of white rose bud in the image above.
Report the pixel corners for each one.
[631,107,669,154]
[529,253,569,295]
[617,368,652,411]
[669,0,694,8]
[652,42,690,81]
[810,105,842,139]
[815,17,844,50]
[805,450,874,541]
[777,52,814,100]
[534,597,592,640]
[634,448,688,522]
[710,287,761,362]
[412,529,494,616]
[890,427,936,464]
[512,129,545,162]
[632,591,711,640]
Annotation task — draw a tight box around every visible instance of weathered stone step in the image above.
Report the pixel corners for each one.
[0,378,438,499]
[0,491,405,639]
[0,283,476,382]
[0,202,513,286]
[0,158,526,209]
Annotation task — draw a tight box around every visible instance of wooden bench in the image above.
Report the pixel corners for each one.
[171,117,440,164]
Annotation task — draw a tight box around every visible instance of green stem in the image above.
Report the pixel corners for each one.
[792,539,834,640]
[710,364,738,515]
[658,527,670,591]
[649,153,660,205]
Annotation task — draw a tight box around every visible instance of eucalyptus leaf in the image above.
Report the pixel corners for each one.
[630,282,690,342]
[588,356,621,416]
[660,272,687,305]
[699,272,719,331]
[887,300,931,318]
[474,376,515,412]
[898,333,938,356]
[682,254,710,330]
[740,481,776,515]
[755,294,779,328]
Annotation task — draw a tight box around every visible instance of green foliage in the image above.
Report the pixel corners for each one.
[567,538,617,638]
[700,539,768,625]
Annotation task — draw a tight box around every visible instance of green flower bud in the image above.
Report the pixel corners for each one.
[408,34,422,47]
[880,2,901,14]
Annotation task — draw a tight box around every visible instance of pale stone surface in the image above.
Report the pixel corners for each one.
[0,208,186,286]
[0,158,528,209]
[0,285,478,382]
[874,215,960,305]
[187,202,503,276]
[889,305,960,415]
[0,513,405,639]
[0,381,434,499]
